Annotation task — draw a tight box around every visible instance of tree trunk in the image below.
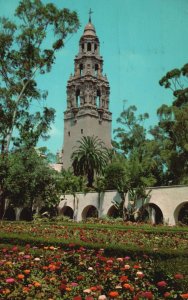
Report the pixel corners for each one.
[87,170,94,187]
[0,192,5,220]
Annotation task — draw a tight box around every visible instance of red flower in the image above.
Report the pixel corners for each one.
[73,296,82,300]
[157,281,167,287]
[174,273,184,279]
[180,294,188,299]
[135,291,154,299]
[12,246,18,252]
[133,264,141,269]
[164,292,171,298]
[120,275,128,282]
[144,291,154,299]
[59,283,67,291]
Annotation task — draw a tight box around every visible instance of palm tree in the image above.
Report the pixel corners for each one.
[71,136,109,187]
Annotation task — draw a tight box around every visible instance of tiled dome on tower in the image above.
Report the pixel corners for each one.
[63,12,112,169]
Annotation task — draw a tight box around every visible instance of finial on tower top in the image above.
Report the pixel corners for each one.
[89,8,93,23]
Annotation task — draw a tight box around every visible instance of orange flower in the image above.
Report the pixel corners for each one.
[123,283,134,292]
[23,269,30,275]
[2,289,11,294]
[108,291,119,298]
[17,274,25,280]
[180,294,188,299]
[33,281,41,287]
[48,264,56,271]
[49,246,55,250]
[49,277,56,281]
[23,287,30,293]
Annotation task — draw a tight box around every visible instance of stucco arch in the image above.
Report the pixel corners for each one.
[141,203,163,224]
[82,205,98,220]
[60,206,74,219]
[174,201,188,225]
[107,205,119,218]
[4,207,16,221]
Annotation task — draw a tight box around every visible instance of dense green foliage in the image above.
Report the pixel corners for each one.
[112,63,188,188]
[1,148,62,216]
[151,64,188,184]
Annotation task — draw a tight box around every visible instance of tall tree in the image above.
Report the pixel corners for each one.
[114,105,149,156]
[113,105,162,187]
[0,0,79,153]
[71,136,109,187]
[0,0,79,216]
[151,63,188,184]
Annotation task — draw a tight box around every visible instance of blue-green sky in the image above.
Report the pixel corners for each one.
[1,0,188,153]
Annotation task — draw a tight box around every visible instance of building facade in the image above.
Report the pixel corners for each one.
[63,17,112,169]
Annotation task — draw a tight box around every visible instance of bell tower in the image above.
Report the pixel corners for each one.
[63,14,112,169]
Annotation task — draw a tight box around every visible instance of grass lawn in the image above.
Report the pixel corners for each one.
[0,220,188,299]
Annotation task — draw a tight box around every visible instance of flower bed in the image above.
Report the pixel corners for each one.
[0,222,188,254]
[0,222,188,299]
[0,243,187,299]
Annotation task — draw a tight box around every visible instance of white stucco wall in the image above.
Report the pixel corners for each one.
[59,190,121,221]
[58,186,188,225]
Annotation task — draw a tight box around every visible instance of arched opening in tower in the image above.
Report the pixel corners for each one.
[87,42,91,51]
[96,90,101,108]
[94,43,97,52]
[76,89,80,107]
[81,43,84,52]
[79,63,83,76]
[95,64,99,77]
